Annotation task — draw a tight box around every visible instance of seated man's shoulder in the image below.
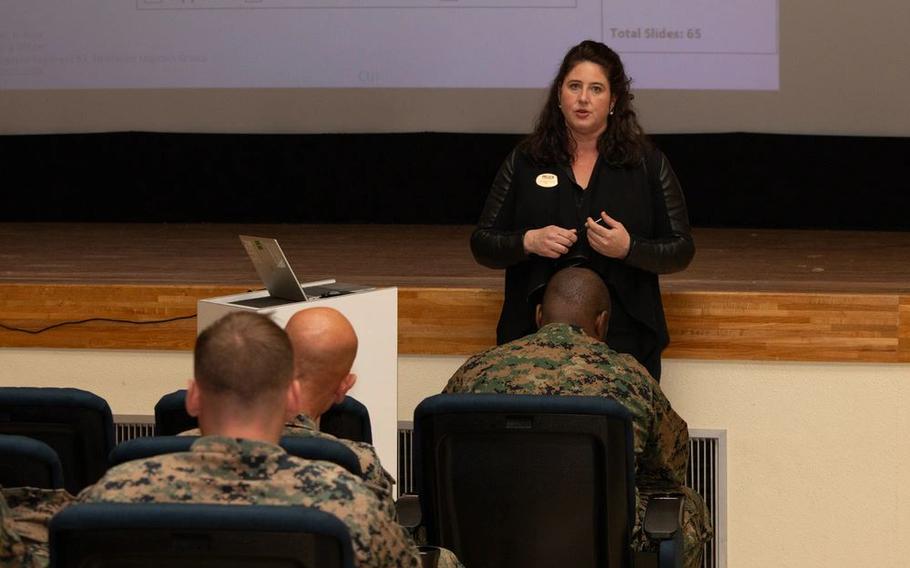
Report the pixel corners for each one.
[2,487,74,520]
[581,341,657,383]
[271,453,420,564]
[282,414,329,440]
[78,451,194,502]
[2,487,75,565]
[282,416,384,474]
[76,446,421,567]
[283,417,394,499]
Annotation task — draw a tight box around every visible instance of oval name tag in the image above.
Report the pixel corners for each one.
[535,173,558,188]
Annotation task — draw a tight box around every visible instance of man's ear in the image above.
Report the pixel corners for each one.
[284,378,303,421]
[535,304,543,328]
[594,310,609,340]
[334,373,357,404]
[185,379,201,418]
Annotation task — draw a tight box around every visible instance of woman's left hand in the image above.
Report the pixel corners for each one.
[586,212,631,259]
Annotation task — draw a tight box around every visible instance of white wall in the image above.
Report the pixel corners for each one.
[1,1,909,136]
[0,348,192,417]
[3,347,909,567]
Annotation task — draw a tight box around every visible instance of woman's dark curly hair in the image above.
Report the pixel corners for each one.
[520,40,649,167]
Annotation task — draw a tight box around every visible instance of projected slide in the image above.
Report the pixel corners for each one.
[0,0,777,90]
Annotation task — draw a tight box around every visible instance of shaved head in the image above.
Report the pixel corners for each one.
[194,311,293,403]
[538,267,611,337]
[190,311,295,441]
[285,307,359,417]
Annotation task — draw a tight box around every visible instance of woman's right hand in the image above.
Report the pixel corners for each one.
[522,226,578,258]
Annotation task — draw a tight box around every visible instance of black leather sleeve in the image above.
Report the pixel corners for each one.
[624,150,695,274]
[470,149,529,269]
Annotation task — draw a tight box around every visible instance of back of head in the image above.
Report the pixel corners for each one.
[194,312,294,409]
[285,308,358,416]
[539,267,611,337]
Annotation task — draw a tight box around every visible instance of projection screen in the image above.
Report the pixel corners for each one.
[0,0,778,91]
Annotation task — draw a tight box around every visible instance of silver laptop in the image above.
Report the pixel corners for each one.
[239,235,309,303]
[233,235,350,308]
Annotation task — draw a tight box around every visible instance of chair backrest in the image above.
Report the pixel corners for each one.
[49,502,355,568]
[320,396,372,444]
[0,434,65,489]
[153,390,197,436]
[110,436,363,478]
[154,390,372,443]
[414,393,636,568]
[0,387,115,493]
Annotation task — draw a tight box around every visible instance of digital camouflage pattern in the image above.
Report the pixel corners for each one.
[182,415,397,518]
[1,487,74,568]
[284,414,396,516]
[77,436,426,568]
[281,418,462,568]
[444,322,713,568]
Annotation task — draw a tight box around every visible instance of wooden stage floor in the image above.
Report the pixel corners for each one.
[1,223,908,362]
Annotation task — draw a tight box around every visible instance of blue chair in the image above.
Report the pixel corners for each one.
[0,434,65,489]
[49,502,355,568]
[413,394,683,568]
[0,387,115,493]
[154,390,372,443]
[153,389,197,437]
[109,435,363,478]
[320,395,372,444]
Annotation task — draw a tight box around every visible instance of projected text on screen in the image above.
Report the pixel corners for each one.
[0,0,778,90]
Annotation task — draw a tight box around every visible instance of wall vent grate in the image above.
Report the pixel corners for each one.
[113,415,156,444]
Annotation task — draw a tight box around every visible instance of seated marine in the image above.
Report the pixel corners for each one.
[444,266,713,568]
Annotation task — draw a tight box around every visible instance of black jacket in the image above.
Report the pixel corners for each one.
[471,145,694,379]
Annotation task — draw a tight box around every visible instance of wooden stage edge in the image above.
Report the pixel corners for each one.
[1,224,909,364]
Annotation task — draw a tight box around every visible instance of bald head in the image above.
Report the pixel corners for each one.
[285,307,359,418]
[538,267,611,338]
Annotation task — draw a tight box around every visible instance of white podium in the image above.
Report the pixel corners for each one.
[197,287,398,492]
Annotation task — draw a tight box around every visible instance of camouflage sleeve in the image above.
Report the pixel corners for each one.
[305,475,422,568]
[637,385,689,491]
[1,490,24,563]
[348,441,398,518]
[635,486,713,568]
[1,488,75,568]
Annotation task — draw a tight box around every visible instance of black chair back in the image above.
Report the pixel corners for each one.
[49,502,355,568]
[0,387,115,493]
[110,435,363,478]
[153,390,197,436]
[321,396,372,444]
[0,434,65,489]
[155,390,372,443]
[414,393,636,568]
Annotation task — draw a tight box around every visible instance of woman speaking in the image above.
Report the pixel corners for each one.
[471,40,694,380]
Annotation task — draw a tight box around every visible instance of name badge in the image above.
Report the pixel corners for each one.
[535,173,558,188]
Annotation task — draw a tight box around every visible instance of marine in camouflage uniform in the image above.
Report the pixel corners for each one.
[279,309,400,517]
[101,311,461,568]
[78,435,423,568]
[1,487,74,568]
[444,268,713,568]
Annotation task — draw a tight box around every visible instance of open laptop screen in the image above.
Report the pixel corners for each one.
[238,235,308,302]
